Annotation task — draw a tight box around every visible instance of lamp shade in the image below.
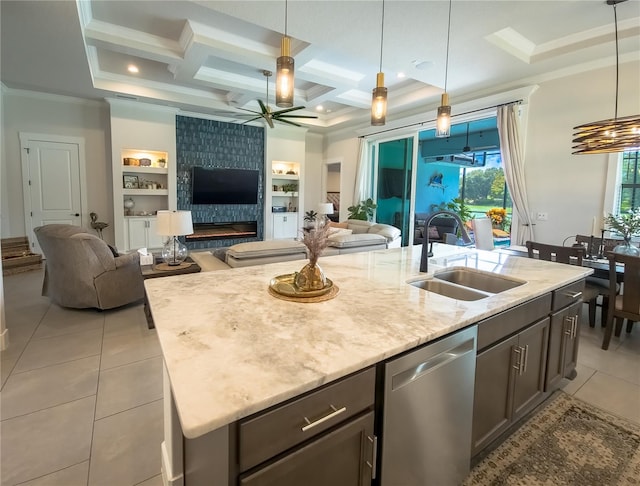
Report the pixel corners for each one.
[156,210,193,236]
[317,203,334,215]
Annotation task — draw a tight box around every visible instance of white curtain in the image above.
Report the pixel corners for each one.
[353,137,372,205]
[497,104,534,245]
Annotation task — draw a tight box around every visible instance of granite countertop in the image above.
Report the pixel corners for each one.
[145,244,592,439]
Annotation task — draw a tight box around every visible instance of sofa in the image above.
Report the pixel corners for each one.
[219,220,401,268]
[34,224,145,309]
[413,213,459,245]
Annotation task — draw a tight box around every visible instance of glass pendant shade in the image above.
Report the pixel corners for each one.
[371,72,387,126]
[435,93,451,138]
[276,36,295,107]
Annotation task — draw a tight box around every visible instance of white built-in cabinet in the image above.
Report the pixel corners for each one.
[267,161,303,239]
[108,100,177,252]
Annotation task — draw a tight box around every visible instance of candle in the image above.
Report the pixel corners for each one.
[591,216,597,236]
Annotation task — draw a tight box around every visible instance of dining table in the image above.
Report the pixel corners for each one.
[497,245,624,283]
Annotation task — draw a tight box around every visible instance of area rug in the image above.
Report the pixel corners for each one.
[463,392,640,485]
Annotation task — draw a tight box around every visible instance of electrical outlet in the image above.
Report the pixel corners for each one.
[537,212,548,221]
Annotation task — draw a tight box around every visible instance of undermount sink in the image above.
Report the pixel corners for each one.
[408,267,526,301]
[408,279,489,301]
[434,267,525,293]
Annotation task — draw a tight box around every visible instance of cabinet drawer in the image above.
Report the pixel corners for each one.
[552,280,585,311]
[239,367,376,472]
[477,293,552,351]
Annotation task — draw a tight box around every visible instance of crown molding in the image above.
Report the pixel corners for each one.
[1,87,106,108]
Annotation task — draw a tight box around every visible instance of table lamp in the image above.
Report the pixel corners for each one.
[317,203,334,224]
[156,210,193,266]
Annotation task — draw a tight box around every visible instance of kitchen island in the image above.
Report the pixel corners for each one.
[145,244,592,486]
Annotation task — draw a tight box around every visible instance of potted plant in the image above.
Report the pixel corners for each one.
[605,208,640,255]
[347,198,377,221]
[303,210,318,229]
[281,183,298,194]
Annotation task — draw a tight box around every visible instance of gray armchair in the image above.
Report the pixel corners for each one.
[34,224,144,310]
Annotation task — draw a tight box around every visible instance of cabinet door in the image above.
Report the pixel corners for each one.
[273,214,298,239]
[146,217,164,249]
[471,335,518,457]
[127,219,149,250]
[562,302,581,380]
[512,318,550,421]
[240,411,374,486]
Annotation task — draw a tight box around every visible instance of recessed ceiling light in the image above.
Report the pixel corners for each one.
[397,72,406,78]
[316,105,324,111]
[127,64,139,74]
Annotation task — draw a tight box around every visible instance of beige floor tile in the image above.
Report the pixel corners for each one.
[136,475,163,486]
[574,371,640,425]
[577,335,640,385]
[95,356,163,419]
[88,400,163,486]
[33,305,104,339]
[1,356,100,420]
[559,362,596,395]
[103,304,148,337]
[14,329,103,373]
[16,461,89,486]
[100,327,160,370]
[0,396,95,485]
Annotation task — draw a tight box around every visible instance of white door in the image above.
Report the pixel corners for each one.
[21,135,84,254]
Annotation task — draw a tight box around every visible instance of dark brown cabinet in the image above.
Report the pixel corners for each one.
[237,367,376,486]
[471,294,552,458]
[546,300,582,390]
[472,317,549,457]
[240,411,374,486]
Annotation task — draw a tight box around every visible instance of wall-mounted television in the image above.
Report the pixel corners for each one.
[192,166,259,205]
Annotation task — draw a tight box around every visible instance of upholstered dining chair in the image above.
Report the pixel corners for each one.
[601,252,640,350]
[525,241,602,327]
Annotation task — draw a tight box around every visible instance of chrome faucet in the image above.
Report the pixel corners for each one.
[420,211,472,272]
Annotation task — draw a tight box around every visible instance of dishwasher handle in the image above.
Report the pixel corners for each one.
[391,338,475,391]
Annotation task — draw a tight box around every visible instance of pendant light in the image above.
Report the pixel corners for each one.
[435,0,453,138]
[276,0,294,108]
[371,0,387,126]
[572,0,640,154]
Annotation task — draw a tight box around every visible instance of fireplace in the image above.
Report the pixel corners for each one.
[186,221,258,241]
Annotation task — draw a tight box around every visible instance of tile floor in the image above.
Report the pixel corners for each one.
[1,268,639,485]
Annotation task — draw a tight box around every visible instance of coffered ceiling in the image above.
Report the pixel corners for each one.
[2,1,639,134]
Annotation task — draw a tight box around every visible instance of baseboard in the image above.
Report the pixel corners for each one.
[0,327,8,351]
[161,441,184,486]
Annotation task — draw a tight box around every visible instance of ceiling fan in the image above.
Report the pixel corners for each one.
[237,70,318,129]
[457,123,498,153]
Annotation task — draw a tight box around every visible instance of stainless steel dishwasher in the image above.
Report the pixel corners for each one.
[380,325,477,486]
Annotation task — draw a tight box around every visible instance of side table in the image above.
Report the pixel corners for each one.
[141,256,201,328]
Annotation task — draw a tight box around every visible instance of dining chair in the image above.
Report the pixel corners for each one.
[525,241,602,327]
[575,234,622,257]
[601,252,640,350]
[574,234,623,327]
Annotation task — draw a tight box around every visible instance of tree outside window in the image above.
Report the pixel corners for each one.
[619,151,640,213]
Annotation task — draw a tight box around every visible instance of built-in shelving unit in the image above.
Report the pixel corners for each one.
[267,161,302,239]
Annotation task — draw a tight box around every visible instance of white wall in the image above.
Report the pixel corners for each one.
[324,136,360,221]
[304,132,324,215]
[1,91,112,241]
[326,171,340,192]
[524,60,639,244]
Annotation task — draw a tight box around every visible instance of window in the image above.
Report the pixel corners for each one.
[618,150,640,213]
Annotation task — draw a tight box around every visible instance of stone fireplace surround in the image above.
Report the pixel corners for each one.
[175,115,265,250]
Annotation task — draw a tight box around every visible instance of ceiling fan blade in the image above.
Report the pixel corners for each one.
[257,99,270,115]
[264,115,274,129]
[242,116,263,125]
[235,107,263,115]
[276,114,318,120]
[272,106,308,115]
[274,117,302,128]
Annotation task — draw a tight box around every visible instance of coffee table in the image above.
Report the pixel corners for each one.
[141,256,201,328]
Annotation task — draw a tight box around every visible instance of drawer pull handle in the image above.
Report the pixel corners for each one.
[563,291,582,299]
[301,405,346,432]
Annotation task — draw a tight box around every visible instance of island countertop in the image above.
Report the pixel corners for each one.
[145,244,592,439]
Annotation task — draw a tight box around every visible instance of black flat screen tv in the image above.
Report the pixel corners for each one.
[192,166,259,205]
